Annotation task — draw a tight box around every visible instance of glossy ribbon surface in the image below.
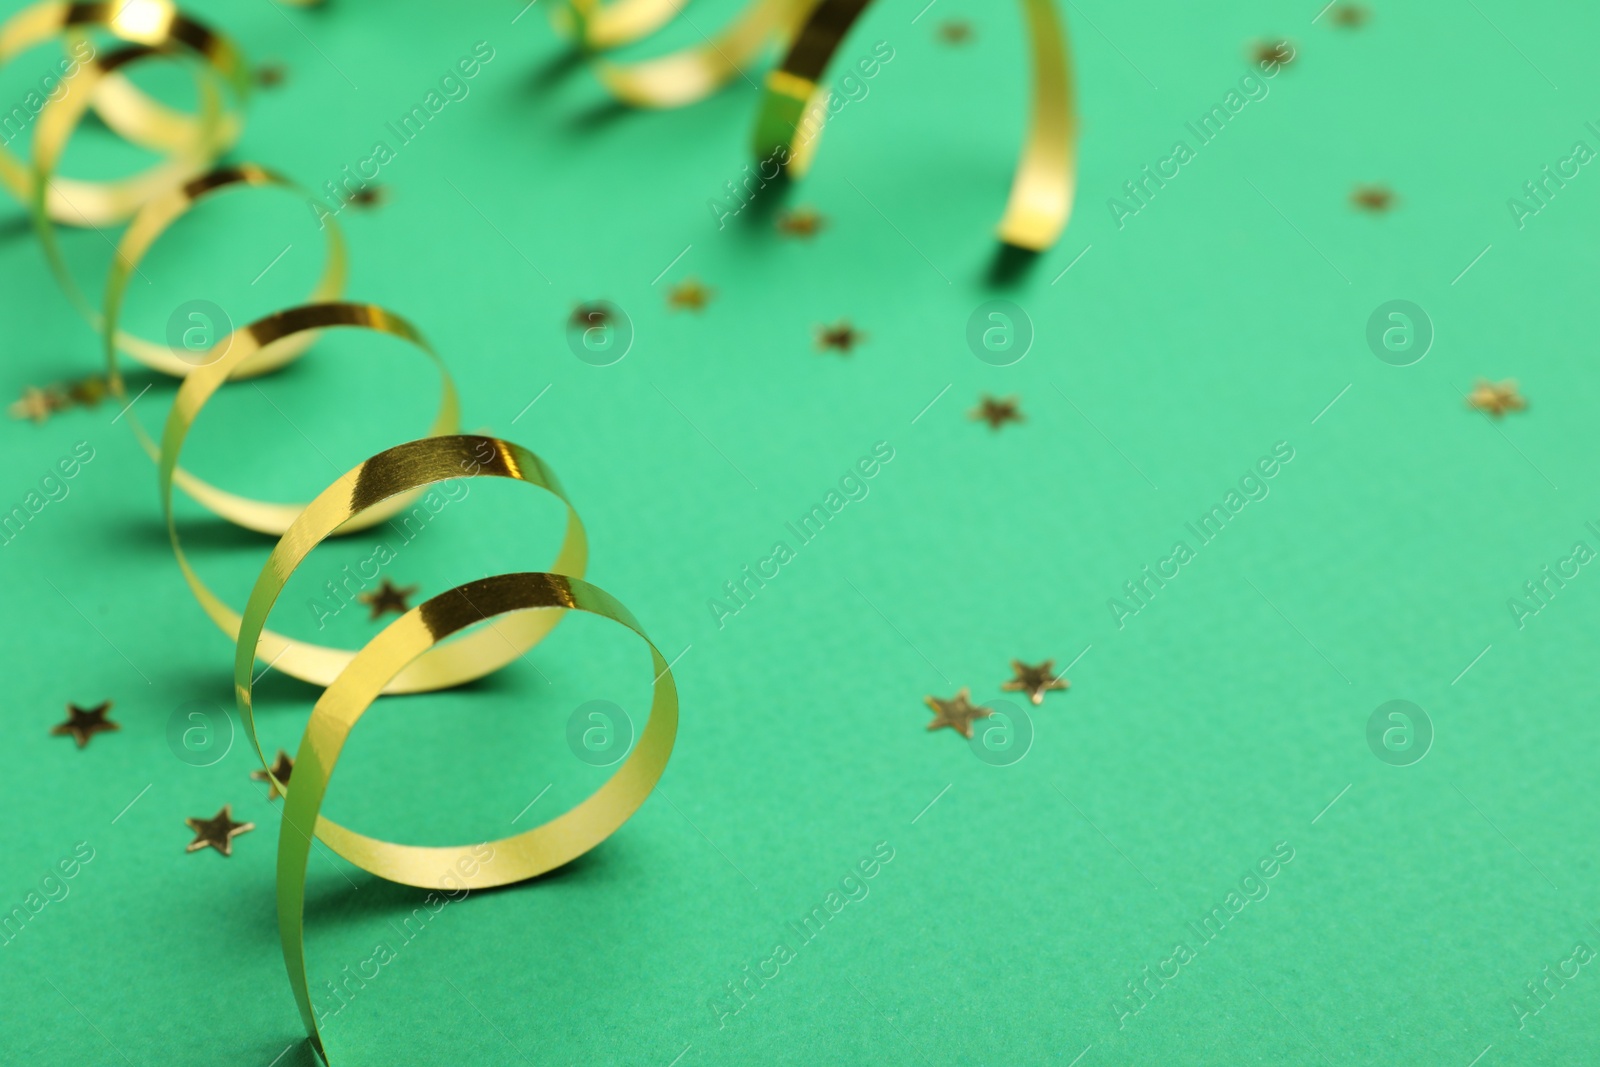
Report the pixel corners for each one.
[2,2,677,1062]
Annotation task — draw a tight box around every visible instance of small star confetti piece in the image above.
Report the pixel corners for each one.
[1466,379,1527,418]
[776,207,826,238]
[50,701,118,748]
[970,394,1024,430]
[570,302,611,330]
[358,579,419,620]
[816,320,866,354]
[1001,660,1069,705]
[667,278,713,311]
[1329,3,1369,27]
[250,749,294,800]
[349,185,386,209]
[64,375,108,407]
[184,805,255,857]
[924,688,992,739]
[1351,184,1395,212]
[9,386,65,423]
[937,19,974,45]
[1253,39,1296,69]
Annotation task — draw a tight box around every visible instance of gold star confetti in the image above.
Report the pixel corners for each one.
[937,19,974,45]
[255,62,288,87]
[1253,39,1296,69]
[64,374,108,407]
[358,578,419,620]
[8,386,63,422]
[184,805,255,857]
[1466,379,1527,418]
[349,185,386,209]
[1329,3,1369,27]
[924,688,992,739]
[776,207,826,238]
[50,701,118,748]
[9,377,110,422]
[970,394,1024,430]
[1001,660,1070,705]
[816,320,866,354]
[570,301,611,330]
[250,749,294,800]
[667,278,713,311]
[1351,184,1395,212]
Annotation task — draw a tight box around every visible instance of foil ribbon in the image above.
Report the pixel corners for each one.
[2,1,678,1062]
[572,0,1078,251]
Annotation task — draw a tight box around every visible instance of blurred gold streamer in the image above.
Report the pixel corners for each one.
[566,0,1078,250]
[0,2,677,1062]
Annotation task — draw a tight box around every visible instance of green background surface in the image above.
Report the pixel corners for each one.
[3,0,1600,1063]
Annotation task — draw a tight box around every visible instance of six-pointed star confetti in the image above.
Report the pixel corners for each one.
[51,701,118,748]
[1466,379,1527,417]
[816,320,866,354]
[667,278,713,311]
[359,578,419,620]
[251,749,295,800]
[185,805,255,857]
[971,394,1024,430]
[1001,660,1070,705]
[924,689,993,739]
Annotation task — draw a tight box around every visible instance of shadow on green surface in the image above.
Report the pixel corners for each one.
[986,242,1040,288]
[524,45,589,94]
[250,1037,321,1067]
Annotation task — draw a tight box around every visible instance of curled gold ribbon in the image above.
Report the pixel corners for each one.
[7,1,250,353]
[584,0,1078,250]
[1,0,247,226]
[558,0,691,51]
[3,2,678,1062]
[231,437,677,1060]
[594,0,806,109]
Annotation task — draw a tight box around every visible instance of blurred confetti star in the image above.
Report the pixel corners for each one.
[9,386,62,422]
[667,278,713,311]
[185,806,255,857]
[251,749,294,800]
[816,320,866,354]
[570,301,611,329]
[1351,184,1395,212]
[776,207,826,237]
[1330,3,1369,27]
[970,394,1024,430]
[359,579,419,620]
[1001,660,1069,705]
[51,701,118,748]
[1466,379,1527,417]
[937,19,974,45]
[1253,39,1296,69]
[925,689,992,739]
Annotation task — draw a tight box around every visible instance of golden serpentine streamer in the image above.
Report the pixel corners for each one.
[1,2,678,1062]
[565,0,1078,251]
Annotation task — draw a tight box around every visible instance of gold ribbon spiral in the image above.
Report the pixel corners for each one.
[569,0,1078,251]
[2,2,678,1062]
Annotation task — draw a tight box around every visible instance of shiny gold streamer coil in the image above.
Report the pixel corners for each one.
[572,0,1078,251]
[3,2,678,1063]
